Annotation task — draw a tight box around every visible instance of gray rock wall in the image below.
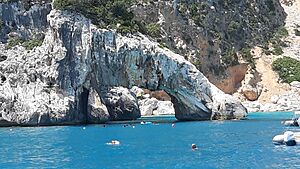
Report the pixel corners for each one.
[0,1,51,41]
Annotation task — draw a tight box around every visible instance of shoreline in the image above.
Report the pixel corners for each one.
[0,112,295,128]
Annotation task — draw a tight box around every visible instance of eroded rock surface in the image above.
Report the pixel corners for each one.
[102,87,140,121]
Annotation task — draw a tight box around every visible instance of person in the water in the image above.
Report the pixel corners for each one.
[191,144,197,150]
[107,140,120,145]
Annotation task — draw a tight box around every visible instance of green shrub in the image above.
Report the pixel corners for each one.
[272,45,284,55]
[53,0,139,34]
[272,56,300,83]
[240,48,256,69]
[266,0,276,11]
[158,42,167,48]
[6,37,24,49]
[146,23,161,38]
[222,48,238,66]
[276,26,289,38]
[263,26,288,55]
[228,21,240,35]
[6,36,43,50]
[22,38,43,50]
[185,2,207,27]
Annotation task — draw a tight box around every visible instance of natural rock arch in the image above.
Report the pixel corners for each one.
[0,10,247,126]
[50,10,247,122]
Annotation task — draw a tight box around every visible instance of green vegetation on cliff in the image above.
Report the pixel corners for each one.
[240,48,256,69]
[272,56,300,83]
[0,0,49,10]
[6,36,44,50]
[6,37,24,49]
[53,0,140,34]
[145,23,161,38]
[22,38,43,50]
[262,26,288,56]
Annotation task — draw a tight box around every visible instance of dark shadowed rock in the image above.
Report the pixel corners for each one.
[102,87,141,121]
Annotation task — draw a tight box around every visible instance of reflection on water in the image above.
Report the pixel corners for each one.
[0,113,300,168]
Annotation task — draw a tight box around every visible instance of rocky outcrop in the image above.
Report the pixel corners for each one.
[242,85,262,101]
[87,88,109,123]
[102,87,140,121]
[0,3,247,126]
[242,85,300,112]
[138,98,158,116]
[290,81,300,88]
[131,86,175,116]
[0,1,51,42]
[153,101,174,116]
[138,97,175,116]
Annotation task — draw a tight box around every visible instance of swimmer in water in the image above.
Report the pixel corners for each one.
[111,140,120,145]
[191,144,198,150]
[107,140,120,145]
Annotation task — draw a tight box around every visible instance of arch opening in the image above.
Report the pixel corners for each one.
[79,87,89,123]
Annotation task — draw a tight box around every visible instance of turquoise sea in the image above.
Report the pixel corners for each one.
[1,112,300,169]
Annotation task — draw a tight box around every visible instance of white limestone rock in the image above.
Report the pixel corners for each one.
[0,8,248,126]
[139,98,158,116]
[153,101,175,116]
[291,81,300,88]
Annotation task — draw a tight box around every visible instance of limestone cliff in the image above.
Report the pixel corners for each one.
[0,1,247,126]
[240,0,300,112]
[132,0,286,93]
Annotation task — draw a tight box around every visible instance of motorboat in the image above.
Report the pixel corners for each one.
[282,111,300,126]
[272,131,299,146]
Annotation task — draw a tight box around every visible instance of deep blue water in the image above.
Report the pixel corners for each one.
[1,112,300,169]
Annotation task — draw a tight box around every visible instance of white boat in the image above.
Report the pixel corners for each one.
[282,111,300,126]
[272,131,300,146]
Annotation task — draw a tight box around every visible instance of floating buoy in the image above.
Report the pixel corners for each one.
[83,127,86,130]
[172,123,175,128]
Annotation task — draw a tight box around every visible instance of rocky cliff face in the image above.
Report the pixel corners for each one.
[0,1,51,42]
[0,1,247,126]
[132,0,286,93]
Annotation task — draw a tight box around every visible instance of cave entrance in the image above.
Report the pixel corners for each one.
[79,87,89,122]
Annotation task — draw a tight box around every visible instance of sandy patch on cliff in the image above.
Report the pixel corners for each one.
[254,1,300,103]
[255,54,290,103]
